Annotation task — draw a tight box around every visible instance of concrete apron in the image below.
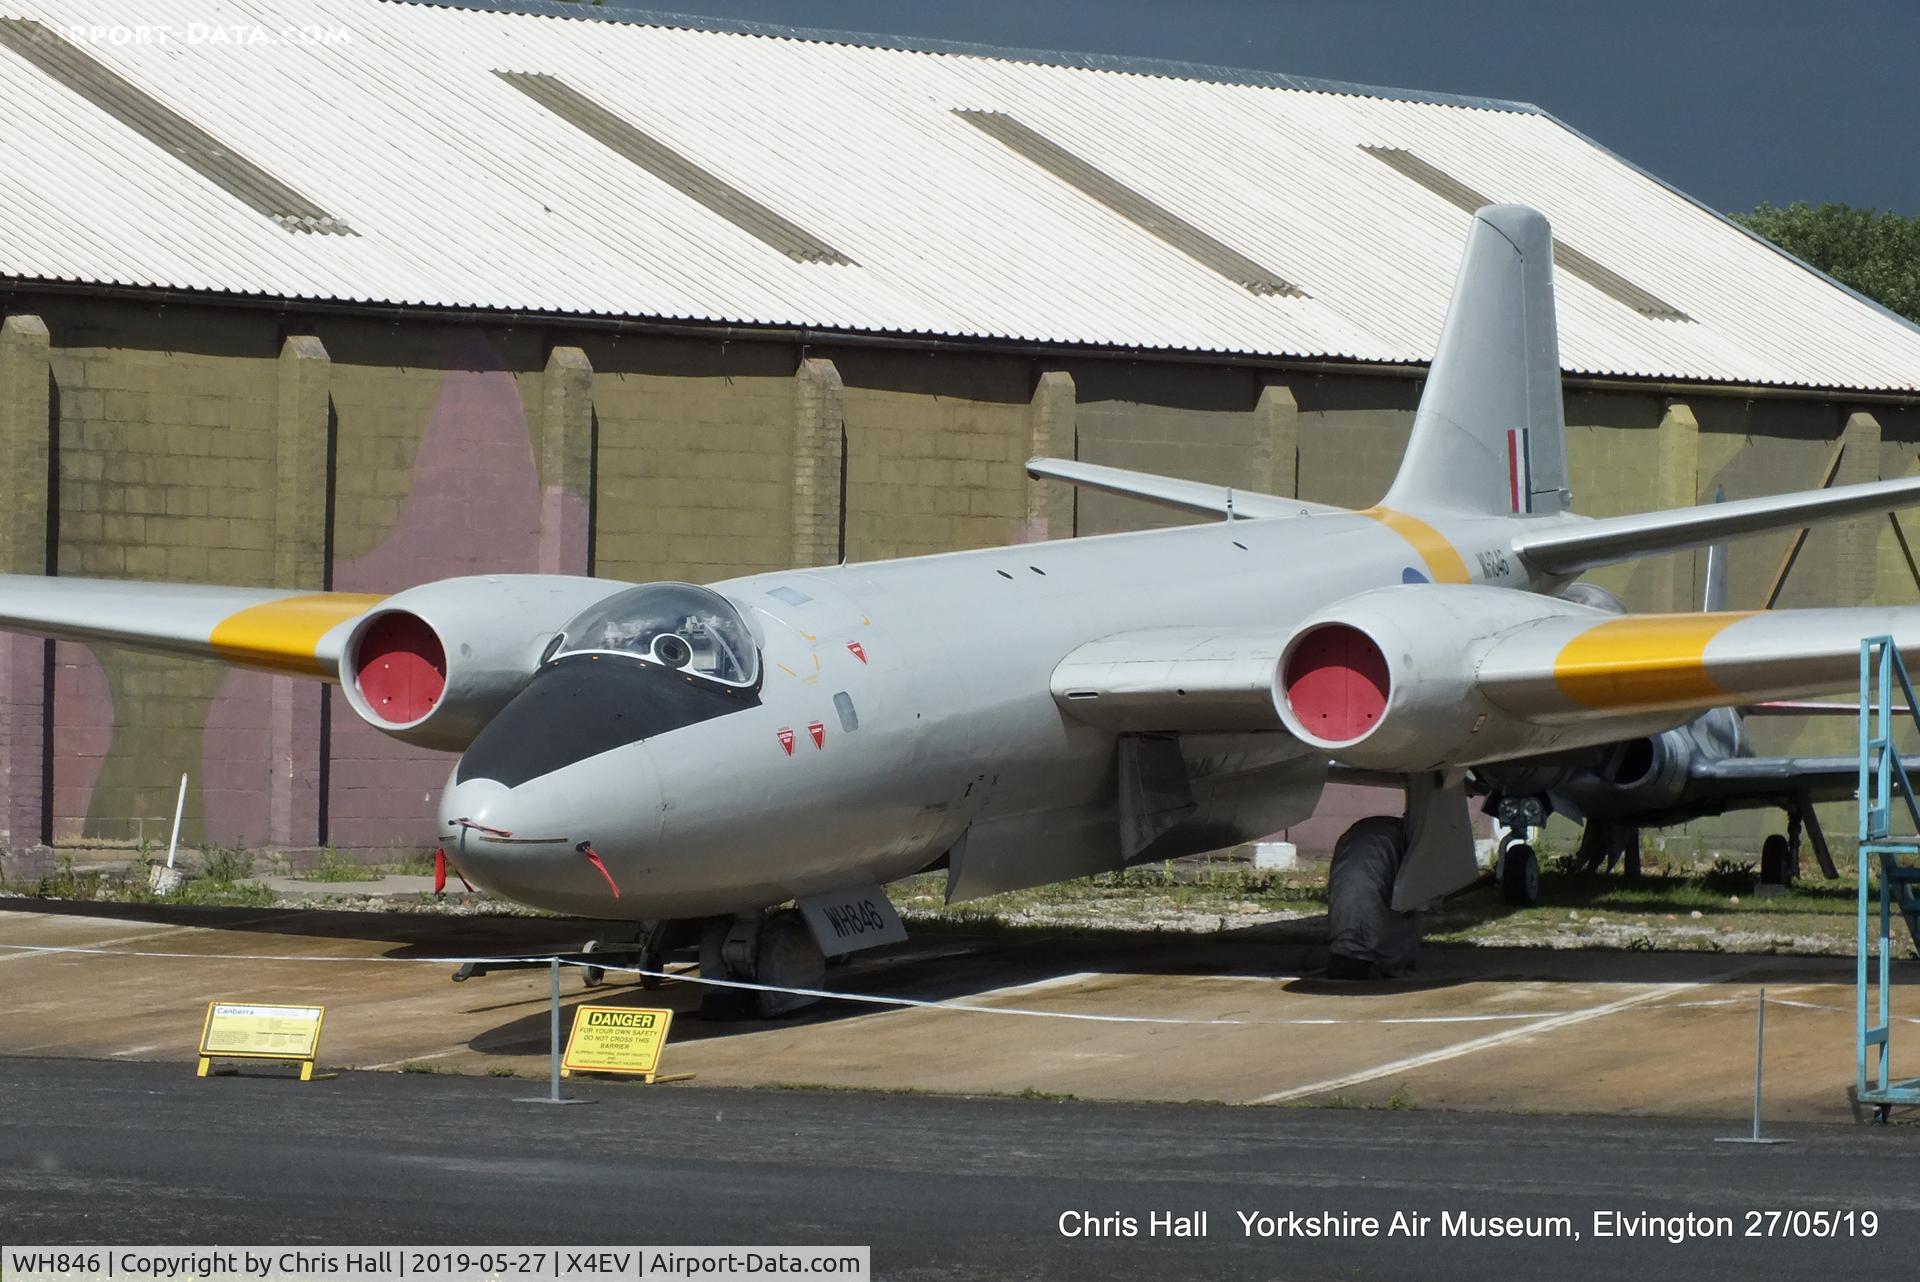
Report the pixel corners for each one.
[0,901,1911,1123]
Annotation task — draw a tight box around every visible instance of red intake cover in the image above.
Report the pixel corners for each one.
[1285,624,1389,744]
[355,612,447,724]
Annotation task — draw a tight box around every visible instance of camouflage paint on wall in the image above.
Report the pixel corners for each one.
[43,304,279,843]
[48,642,111,844]
[326,327,545,849]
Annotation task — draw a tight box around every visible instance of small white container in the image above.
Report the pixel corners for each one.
[1253,841,1297,871]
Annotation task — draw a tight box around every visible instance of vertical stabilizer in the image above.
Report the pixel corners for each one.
[1382,204,1570,518]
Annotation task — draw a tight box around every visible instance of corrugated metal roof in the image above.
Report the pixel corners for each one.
[1,0,1916,392]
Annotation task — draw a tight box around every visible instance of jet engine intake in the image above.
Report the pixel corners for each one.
[338,575,626,750]
[1276,585,1683,772]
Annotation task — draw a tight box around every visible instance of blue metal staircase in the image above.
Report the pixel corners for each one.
[1856,636,1920,1118]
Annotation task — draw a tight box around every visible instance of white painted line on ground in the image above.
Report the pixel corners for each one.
[1252,966,1765,1105]
[967,971,1103,999]
[0,942,1812,1036]
[0,927,185,961]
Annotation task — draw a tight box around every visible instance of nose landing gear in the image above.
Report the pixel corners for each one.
[699,909,827,1020]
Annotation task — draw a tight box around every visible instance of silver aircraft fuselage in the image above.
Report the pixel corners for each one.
[439,506,1557,917]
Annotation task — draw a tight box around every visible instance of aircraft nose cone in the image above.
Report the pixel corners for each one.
[439,774,515,841]
[436,749,662,916]
[436,772,577,903]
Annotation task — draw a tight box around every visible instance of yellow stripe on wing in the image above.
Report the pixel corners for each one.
[1553,612,1754,710]
[1360,507,1472,584]
[209,593,386,676]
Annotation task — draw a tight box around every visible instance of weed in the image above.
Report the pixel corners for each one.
[35,855,82,898]
[303,846,379,883]
[1702,858,1759,896]
[199,845,254,886]
[393,850,438,877]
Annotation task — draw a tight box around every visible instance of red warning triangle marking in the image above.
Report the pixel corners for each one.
[777,727,795,755]
[847,641,867,664]
[808,721,826,749]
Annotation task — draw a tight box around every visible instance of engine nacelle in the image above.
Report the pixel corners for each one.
[1276,585,1678,772]
[339,575,625,750]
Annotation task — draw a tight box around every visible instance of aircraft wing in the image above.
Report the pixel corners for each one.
[1686,755,1881,803]
[1513,475,1920,575]
[1057,592,1920,778]
[1025,457,1342,521]
[0,574,384,678]
[1746,699,1910,717]
[1050,625,1293,731]
[1475,607,1920,722]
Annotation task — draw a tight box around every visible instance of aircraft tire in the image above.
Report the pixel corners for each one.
[1499,843,1541,906]
[1761,834,1792,886]
[580,938,605,988]
[1326,816,1419,979]
[752,909,827,1018]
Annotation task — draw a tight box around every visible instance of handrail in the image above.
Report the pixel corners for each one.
[1859,636,1920,841]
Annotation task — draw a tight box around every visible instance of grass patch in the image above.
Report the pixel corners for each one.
[199,845,254,885]
[6,847,276,909]
[392,851,438,877]
[891,861,1327,934]
[1423,865,1876,956]
[300,846,381,883]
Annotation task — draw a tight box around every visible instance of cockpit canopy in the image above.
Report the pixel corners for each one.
[551,583,760,688]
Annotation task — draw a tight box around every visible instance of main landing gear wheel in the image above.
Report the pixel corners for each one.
[580,938,605,988]
[699,909,827,1020]
[1499,839,1541,906]
[1761,833,1793,886]
[1326,816,1420,980]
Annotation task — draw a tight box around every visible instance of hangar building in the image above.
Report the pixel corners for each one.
[2,0,1918,867]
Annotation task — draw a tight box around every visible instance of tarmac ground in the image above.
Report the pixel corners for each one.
[1,1057,1914,1281]
[3,895,1917,1123]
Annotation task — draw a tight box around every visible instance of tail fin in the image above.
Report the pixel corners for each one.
[1381,204,1569,518]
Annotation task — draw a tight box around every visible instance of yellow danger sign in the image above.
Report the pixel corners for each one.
[197,1002,326,1081]
[562,1004,674,1080]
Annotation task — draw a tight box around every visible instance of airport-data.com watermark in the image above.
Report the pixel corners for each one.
[35,22,354,48]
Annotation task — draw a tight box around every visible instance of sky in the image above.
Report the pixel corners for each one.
[576,0,1920,217]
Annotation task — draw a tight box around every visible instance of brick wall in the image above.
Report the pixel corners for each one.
[588,336,796,584]
[835,350,1030,561]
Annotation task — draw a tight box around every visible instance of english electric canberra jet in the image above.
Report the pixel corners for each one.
[7,205,1920,1007]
